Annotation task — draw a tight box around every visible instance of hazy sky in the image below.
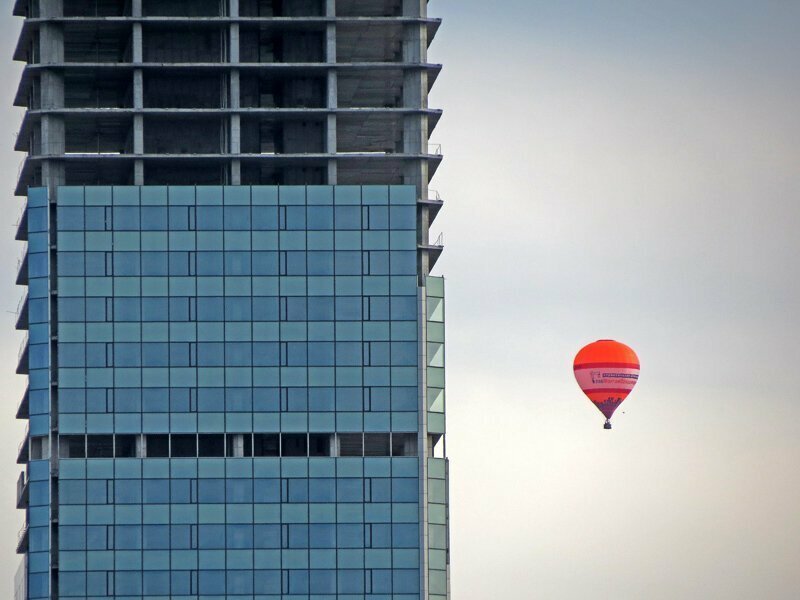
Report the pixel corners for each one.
[427,2,800,598]
[1,2,799,599]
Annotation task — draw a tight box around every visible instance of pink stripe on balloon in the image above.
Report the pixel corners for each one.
[574,368,639,393]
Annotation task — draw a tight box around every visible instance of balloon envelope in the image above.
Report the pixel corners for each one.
[573,340,640,422]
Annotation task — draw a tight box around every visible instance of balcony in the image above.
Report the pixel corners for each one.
[15,204,27,241]
[15,293,28,331]
[419,231,443,270]
[16,334,29,375]
[16,525,28,554]
[17,429,29,464]
[16,472,29,509]
[15,250,28,286]
[16,387,29,420]
[419,188,444,222]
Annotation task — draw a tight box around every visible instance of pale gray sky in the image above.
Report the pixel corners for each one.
[429,2,800,599]
[1,2,799,599]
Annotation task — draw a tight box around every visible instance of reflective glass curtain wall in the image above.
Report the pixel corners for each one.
[15,184,448,599]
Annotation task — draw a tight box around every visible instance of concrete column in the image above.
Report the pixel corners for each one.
[231,115,241,153]
[133,8,144,183]
[41,116,64,157]
[229,0,241,184]
[402,0,427,18]
[136,435,146,458]
[402,22,429,196]
[230,116,241,184]
[133,70,143,109]
[326,0,337,184]
[41,161,66,191]
[133,113,144,184]
[133,67,144,184]
[39,0,63,18]
[230,68,241,179]
[329,434,338,457]
[232,434,244,457]
[401,13,430,280]
[39,11,65,192]
[134,160,144,185]
[132,23,143,63]
[411,17,432,277]
[230,25,240,63]
[39,23,64,63]
[40,71,63,110]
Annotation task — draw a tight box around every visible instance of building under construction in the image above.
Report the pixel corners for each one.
[13,1,449,598]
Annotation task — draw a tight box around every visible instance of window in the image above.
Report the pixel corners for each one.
[225,252,251,276]
[335,342,361,366]
[252,206,277,230]
[143,480,169,504]
[392,433,417,457]
[253,298,279,321]
[59,298,85,322]
[309,433,332,456]
[115,481,142,504]
[86,435,114,458]
[113,253,140,276]
[196,251,223,275]
[141,206,168,230]
[337,524,363,548]
[198,434,224,457]
[171,435,196,457]
[114,207,140,230]
[335,206,361,229]
[198,480,225,504]
[282,434,307,457]
[225,297,252,321]
[254,433,279,457]
[364,433,390,456]
[147,434,169,457]
[307,206,333,229]
[226,433,253,457]
[223,387,251,411]
[115,435,138,457]
[336,479,363,503]
[142,298,169,321]
[60,435,86,458]
[307,251,333,275]
[197,206,223,230]
[338,433,362,457]
[254,481,280,504]
[334,251,361,276]
[224,206,251,230]
[169,206,189,230]
[197,298,224,321]
[252,252,279,275]
[199,524,226,549]
[224,481,252,506]
[114,343,141,367]
[141,252,168,276]
[169,253,190,276]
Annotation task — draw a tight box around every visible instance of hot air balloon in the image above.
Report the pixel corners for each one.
[573,340,639,429]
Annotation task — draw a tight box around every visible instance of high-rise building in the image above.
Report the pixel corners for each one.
[13,1,448,599]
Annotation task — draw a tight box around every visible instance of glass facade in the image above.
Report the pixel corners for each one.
[16,185,448,599]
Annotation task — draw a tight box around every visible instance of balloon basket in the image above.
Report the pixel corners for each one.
[603,420,612,430]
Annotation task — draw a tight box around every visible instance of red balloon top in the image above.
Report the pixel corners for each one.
[573,339,639,369]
